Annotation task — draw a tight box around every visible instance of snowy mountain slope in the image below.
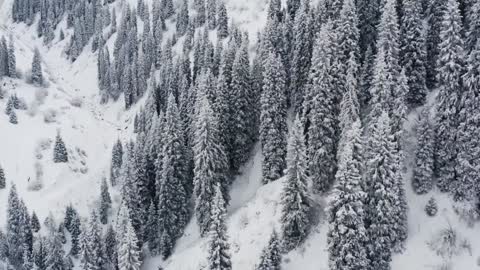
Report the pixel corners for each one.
[0,0,478,269]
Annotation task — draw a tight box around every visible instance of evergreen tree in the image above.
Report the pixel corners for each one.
[365,112,397,270]
[453,40,480,202]
[9,110,18,124]
[207,0,217,29]
[280,116,311,252]
[426,0,448,88]
[260,53,287,183]
[53,132,68,163]
[177,0,189,36]
[118,218,141,270]
[7,38,16,78]
[31,48,43,85]
[5,95,14,115]
[465,1,480,52]
[207,184,231,270]
[338,52,360,162]
[6,184,28,266]
[230,37,254,171]
[328,121,369,270]
[304,22,338,193]
[194,91,229,236]
[217,1,229,39]
[255,231,281,270]
[401,0,427,107]
[34,237,48,270]
[0,164,5,189]
[104,225,118,268]
[81,211,106,269]
[110,139,124,186]
[31,212,41,233]
[425,197,438,216]
[290,0,313,112]
[99,177,112,224]
[157,94,190,259]
[45,233,65,270]
[434,0,464,193]
[412,107,435,194]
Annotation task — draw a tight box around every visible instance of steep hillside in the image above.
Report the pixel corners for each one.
[0,0,478,270]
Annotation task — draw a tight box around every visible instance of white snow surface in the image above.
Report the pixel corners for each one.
[0,0,479,269]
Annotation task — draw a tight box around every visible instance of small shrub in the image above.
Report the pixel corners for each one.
[35,88,48,105]
[425,197,438,217]
[43,109,57,123]
[28,162,43,191]
[69,96,83,107]
[428,226,470,259]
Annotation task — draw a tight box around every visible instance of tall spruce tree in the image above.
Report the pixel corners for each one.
[31,48,43,85]
[280,116,311,251]
[453,40,480,202]
[118,217,141,270]
[110,139,124,186]
[0,165,5,189]
[157,94,190,259]
[434,0,464,193]
[304,22,338,193]
[328,120,369,270]
[413,107,435,194]
[193,92,229,236]
[260,53,287,183]
[99,177,112,224]
[256,231,281,270]
[53,132,68,163]
[365,112,397,270]
[207,184,231,270]
[401,0,427,107]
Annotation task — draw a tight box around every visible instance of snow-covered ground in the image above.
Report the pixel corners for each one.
[0,0,479,269]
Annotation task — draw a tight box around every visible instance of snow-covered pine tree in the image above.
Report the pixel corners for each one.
[217,1,229,39]
[157,94,190,259]
[31,47,43,85]
[365,112,397,270]
[110,138,124,186]
[338,52,360,163]
[207,184,231,270]
[34,236,48,269]
[304,22,338,193]
[207,0,217,29]
[434,0,464,193]
[465,1,480,52]
[5,95,14,115]
[6,184,26,266]
[412,107,435,194]
[53,132,68,163]
[82,211,106,269]
[281,116,311,252]
[194,90,229,236]
[7,38,15,78]
[45,232,66,270]
[99,177,112,224]
[177,0,189,36]
[260,52,287,184]
[255,231,281,270]
[369,0,401,122]
[453,39,480,202]
[290,0,313,112]
[195,0,206,26]
[425,197,438,216]
[118,218,141,270]
[31,211,40,232]
[426,0,448,89]
[401,0,427,107]
[336,0,360,76]
[0,165,5,189]
[230,37,254,171]
[104,225,118,268]
[328,120,369,270]
[9,110,18,124]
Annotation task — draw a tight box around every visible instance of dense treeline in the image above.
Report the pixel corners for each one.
[3,0,480,269]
